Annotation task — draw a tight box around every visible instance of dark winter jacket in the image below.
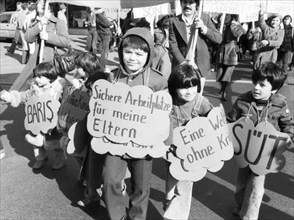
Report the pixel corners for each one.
[227,91,294,144]
[279,24,294,52]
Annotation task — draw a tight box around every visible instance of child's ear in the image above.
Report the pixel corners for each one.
[271,89,277,94]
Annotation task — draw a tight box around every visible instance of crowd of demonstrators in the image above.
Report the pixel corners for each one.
[2,1,294,220]
[216,14,246,101]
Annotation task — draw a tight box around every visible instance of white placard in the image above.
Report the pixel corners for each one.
[228,117,291,175]
[87,79,172,146]
[168,105,234,182]
[25,92,60,135]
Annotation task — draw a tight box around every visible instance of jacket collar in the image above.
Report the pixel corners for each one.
[241,91,285,108]
[174,14,188,44]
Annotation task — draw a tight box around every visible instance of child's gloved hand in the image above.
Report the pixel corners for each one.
[0,90,12,103]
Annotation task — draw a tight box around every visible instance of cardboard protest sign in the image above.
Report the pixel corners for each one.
[203,0,260,22]
[58,86,90,130]
[262,0,294,17]
[228,118,291,175]
[24,92,60,135]
[87,80,172,146]
[168,105,234,182]
[91,137,169,158]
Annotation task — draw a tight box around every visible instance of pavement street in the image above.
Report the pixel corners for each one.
[0,35,294,220]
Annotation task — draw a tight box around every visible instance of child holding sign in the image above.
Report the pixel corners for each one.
[227,62,294,219]
[0,62,66,170]
[164,63,213,220]
[102,27,168,220]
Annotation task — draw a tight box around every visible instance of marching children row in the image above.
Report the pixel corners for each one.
[1,27,294,220]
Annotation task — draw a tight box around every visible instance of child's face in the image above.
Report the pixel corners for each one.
[176,86,198,102]
[270,17,280,28]
[76,67,88,78]
[35,76,50,87]
[122,47,148,74]
[283,17,291,26]
[251,79,274,100]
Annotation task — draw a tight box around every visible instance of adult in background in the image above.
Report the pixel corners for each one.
[217,15,246,101]
[7,2,22,54]
[23,3,37,62]
[121,9,151,35]
[253,4,284,70]
[14,0,70,91]
[57,3,68,28]
[169,0,222,78]
[96,8,114,71]
[152,15,172,80]
[17,3,29,64]
[278,15,294,72]
[85,7,98,54]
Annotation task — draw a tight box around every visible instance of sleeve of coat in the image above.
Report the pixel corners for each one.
[230,22,246,39]
[24,22,42,43]
[201,13,222,45]
[268,29,284,47]
[96,14,112,28]
[168,18,186,65]
[46,20,71,48]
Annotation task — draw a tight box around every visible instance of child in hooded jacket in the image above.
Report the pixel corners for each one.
[103,27,167,220]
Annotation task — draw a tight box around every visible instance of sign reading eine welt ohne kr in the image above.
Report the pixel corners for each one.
[25,92,60,135]
[228,117,291,175]
[87,79,172,146]
[169,105,234,182]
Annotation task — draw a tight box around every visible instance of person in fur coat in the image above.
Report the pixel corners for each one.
[253,4,285,70]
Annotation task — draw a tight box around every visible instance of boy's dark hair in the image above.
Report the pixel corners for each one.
[168,63,201,99]
[85,71,108,90]
[283,15,292,23]
[74,52,102,76]
[53,47,79,77]
[121,35,150,53]
[180,0,200,6]
[33,62,57,83]
[21,3,28,10]
[252,62,287,91]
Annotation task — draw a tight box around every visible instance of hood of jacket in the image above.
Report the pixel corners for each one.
[118,27,154,74]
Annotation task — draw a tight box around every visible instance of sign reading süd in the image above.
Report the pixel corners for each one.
[25,92,60,135]
[228,118,291,175]
[168,105,234,182]
[87,80,172,157]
